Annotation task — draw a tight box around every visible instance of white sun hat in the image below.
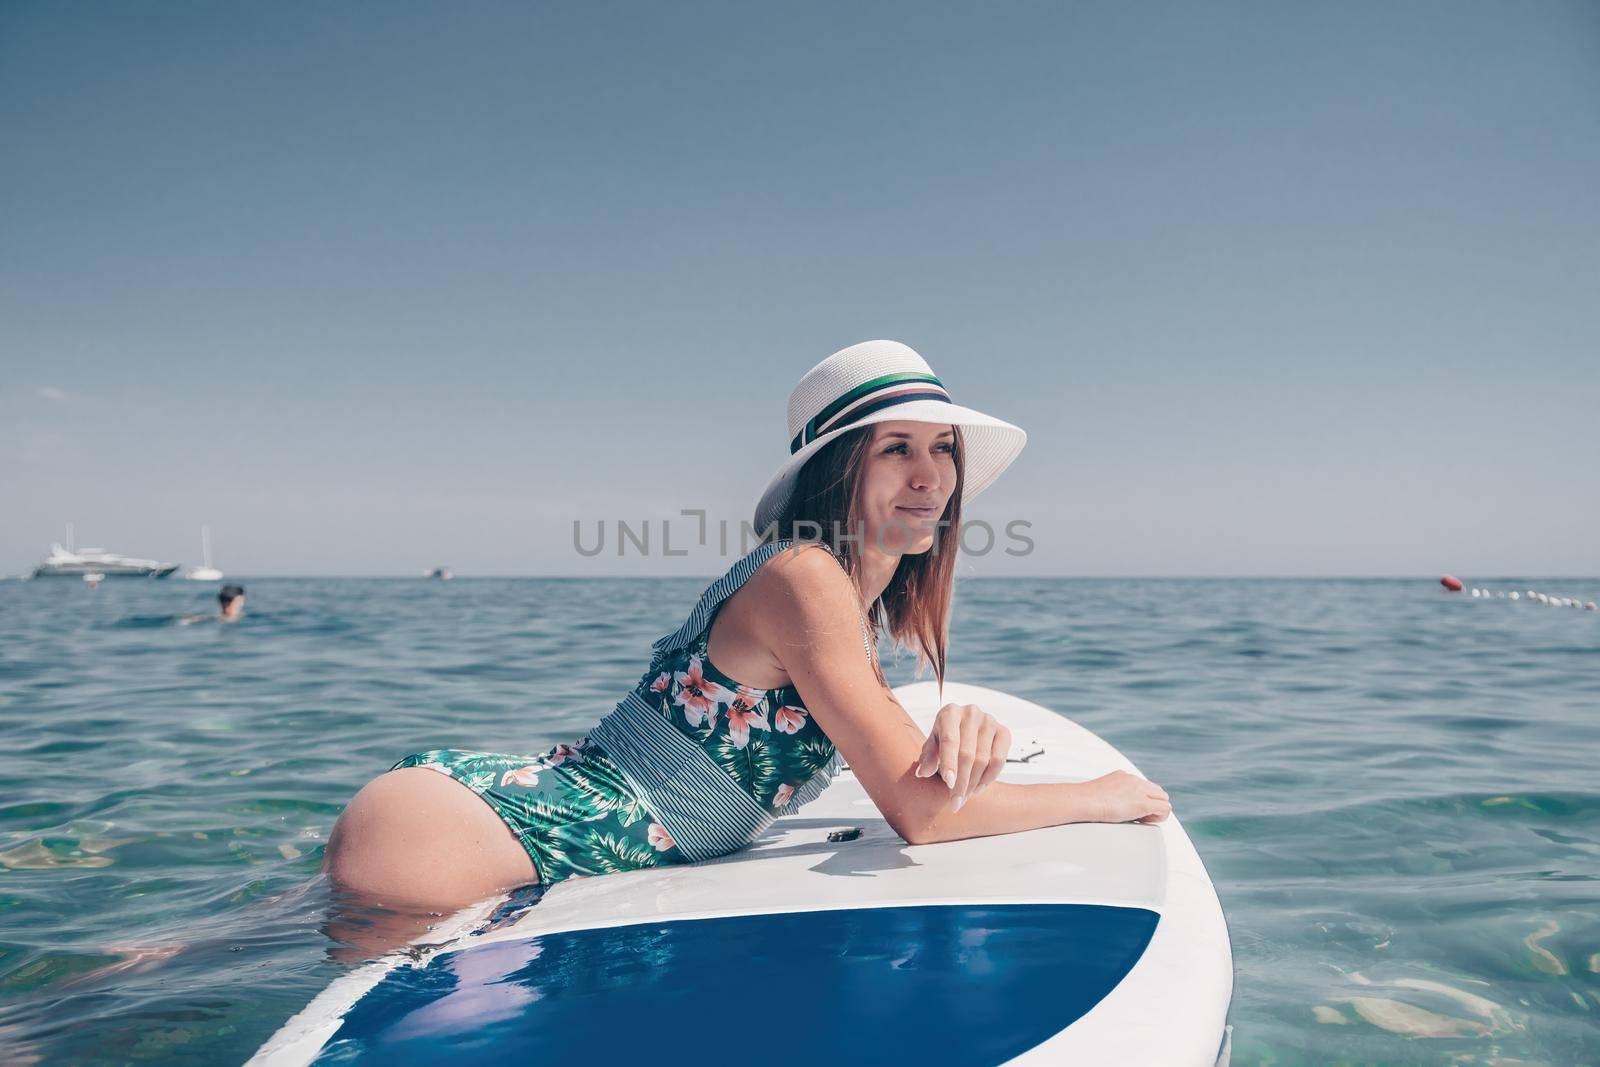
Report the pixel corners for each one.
[752,339,1028,532]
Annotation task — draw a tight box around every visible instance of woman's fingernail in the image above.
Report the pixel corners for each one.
[952,794,966,812]
[941,769,956,789]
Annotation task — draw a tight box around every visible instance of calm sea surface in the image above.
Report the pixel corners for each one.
[1,576,1597,1065]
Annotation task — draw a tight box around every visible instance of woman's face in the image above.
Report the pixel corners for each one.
[855,420,958,556]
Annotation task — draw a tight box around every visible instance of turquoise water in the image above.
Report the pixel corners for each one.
[1,576,1597,1065]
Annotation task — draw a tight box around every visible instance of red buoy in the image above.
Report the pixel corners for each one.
[1440,575,1464,592]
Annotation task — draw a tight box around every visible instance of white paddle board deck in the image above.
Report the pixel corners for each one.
[255,681,1233,1066]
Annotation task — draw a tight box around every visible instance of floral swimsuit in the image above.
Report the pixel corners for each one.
[390,543,854,889]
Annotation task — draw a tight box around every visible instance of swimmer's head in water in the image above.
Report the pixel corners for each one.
[219,584,246,619]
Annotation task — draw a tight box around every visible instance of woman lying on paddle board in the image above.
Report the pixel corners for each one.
[322,340,1171,941]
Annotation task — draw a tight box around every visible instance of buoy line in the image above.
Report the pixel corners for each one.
[1440,575,1596,610]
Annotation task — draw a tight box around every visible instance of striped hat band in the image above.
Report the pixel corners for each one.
[788,371,951,455]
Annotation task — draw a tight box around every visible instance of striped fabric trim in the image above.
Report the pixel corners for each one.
[595,538,868,861]
[590,692,770,862]
[789,372,949,454]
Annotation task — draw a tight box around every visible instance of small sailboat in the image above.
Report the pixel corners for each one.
[184,526,224,582]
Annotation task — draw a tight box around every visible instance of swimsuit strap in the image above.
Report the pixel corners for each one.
[649,538,876,673]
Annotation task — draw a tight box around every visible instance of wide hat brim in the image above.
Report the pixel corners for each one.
[752,397,1027,533]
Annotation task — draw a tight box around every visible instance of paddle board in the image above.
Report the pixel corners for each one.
[254,681,1233,1065]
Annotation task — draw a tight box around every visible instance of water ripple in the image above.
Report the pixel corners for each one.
[1,575,1598,1063]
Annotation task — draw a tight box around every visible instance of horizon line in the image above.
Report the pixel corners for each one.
[6,573,1596,582]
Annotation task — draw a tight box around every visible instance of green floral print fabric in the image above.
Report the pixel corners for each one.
[638,616,839,814]
[390,736,689,887]
[388,583,845,887]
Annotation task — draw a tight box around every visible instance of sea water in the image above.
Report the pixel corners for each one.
[0,576,1596,1065]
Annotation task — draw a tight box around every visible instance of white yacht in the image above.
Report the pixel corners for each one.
[31,525,179,578]
[32,544,179,579]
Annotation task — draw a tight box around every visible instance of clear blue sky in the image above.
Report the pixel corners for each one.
[2,1,1596,577]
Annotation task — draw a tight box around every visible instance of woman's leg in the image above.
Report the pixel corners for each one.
[323,767,539,911]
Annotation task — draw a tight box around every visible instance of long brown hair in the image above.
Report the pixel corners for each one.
[765,424,966,691]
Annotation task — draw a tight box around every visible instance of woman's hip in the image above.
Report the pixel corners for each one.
[389,736,689,885]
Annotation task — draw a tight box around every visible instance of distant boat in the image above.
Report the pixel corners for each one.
[31,523,179,579]
[33,545,178,578]
[185,526,224,581]
[426,566,454,580]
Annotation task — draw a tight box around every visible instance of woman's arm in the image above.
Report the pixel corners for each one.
[748,545,1171,846]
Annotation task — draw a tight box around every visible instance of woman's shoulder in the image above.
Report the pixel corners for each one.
[746,538,848,593]
[698,542,853,666]
[740,540,863,649]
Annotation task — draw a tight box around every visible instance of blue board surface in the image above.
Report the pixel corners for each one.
[313,903,1158,1066]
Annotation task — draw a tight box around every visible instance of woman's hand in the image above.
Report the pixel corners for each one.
[914,703,1012,811]
[1080,770,1171,824]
